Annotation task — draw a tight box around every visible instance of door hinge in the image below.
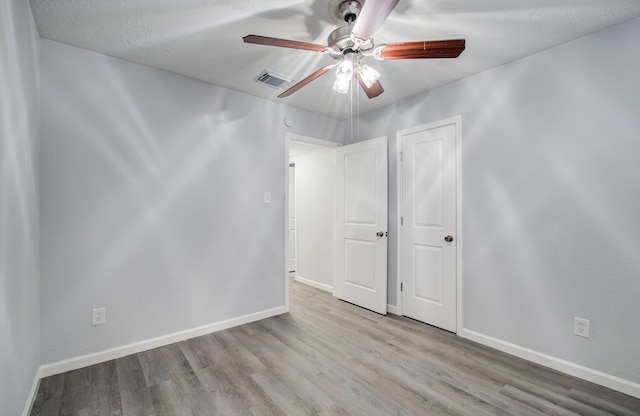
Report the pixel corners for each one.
[400,282,403,291]
[400,216,403,226]
[400,151,403,161]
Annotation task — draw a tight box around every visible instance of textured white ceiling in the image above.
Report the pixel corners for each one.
[29,0,640,119]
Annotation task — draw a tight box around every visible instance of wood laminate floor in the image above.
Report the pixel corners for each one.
[31,279,640,415]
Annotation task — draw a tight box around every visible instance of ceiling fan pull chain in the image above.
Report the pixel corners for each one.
[357,82,360,139]
[350,79,354,142]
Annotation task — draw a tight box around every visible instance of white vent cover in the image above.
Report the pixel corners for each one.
[254,70,293,89]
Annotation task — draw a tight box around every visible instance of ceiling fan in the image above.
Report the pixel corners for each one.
[243,0,465,99]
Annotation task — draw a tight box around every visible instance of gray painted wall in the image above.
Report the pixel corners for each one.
[353,18,640,384]
[0,0,41,414]
[5,4,639,411]
[39,39,342,363]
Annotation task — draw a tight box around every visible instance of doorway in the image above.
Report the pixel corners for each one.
[284,133,340,311]
[284,133,389,316]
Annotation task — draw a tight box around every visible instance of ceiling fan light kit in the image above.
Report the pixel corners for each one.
[333,77,351,94]
[357,62,380,88]
[242,0,465,99]
[331,56,380,94]
[335,59,354,82]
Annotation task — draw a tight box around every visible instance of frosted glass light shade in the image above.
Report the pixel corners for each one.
[333,77,350,94]
[358,63,380,88]
[335,60,353,82]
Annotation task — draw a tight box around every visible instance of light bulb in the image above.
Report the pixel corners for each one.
[335,60,353,82]
[333,77,350,94]
[358,63,380,88]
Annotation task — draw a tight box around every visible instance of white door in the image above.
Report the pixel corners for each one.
[335,137,388,315]
[288,165,296,273]
[400,121,458,332]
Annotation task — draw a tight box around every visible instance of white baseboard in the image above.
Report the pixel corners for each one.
[459,328,640,399]
[22,366,43,416]
[39,305,286,378]
[295,275,333,292]
[386,304,399,315]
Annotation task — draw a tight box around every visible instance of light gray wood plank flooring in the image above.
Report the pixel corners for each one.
[31,279,640,415]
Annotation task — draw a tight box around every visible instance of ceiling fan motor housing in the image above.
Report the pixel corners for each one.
[328,25,355,51]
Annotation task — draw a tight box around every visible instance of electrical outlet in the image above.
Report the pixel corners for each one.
[574,317,589,338]
[92,307,106,326]
[264,191,272,204]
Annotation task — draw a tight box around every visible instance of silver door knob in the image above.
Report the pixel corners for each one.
[376,231,385,237]
[444,235,454,242]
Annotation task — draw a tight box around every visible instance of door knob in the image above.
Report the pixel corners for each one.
[376,231,385,237]
[444,235,454,242]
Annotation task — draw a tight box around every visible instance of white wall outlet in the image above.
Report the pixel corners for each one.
[92,307,106,326]
[574,317,589,338]
[264,191,271,204]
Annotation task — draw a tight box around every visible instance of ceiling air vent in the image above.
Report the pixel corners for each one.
[254,70,293,90]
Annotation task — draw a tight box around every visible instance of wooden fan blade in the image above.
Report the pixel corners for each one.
[278,64,337,98]
[243,35,327,53]
[355,73,384,99]
[352,0,399,41]
[378,39,466,60]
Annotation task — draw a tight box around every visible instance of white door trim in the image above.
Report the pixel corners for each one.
[284,133,341,312]
[395,116,463,333]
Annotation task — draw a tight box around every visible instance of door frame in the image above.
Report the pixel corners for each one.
[284,132,341,312]
[395,116,463,333]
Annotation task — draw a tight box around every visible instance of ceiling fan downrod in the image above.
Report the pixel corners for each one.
[336,0,362,23]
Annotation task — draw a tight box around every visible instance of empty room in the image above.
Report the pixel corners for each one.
[2,0,640,415]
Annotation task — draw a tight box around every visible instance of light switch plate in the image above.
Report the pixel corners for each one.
[264,191,271,204]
